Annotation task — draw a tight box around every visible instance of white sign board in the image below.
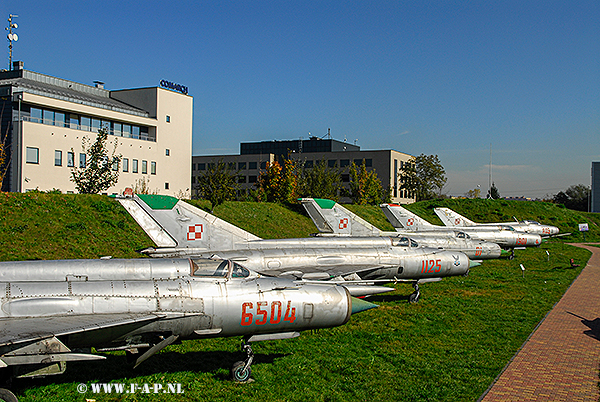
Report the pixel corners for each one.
[579,223,589,232]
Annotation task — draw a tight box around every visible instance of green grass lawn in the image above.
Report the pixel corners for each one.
[0,194,595,401]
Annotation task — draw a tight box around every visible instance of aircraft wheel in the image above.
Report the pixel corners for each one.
[231,361,251,382]
[408,292,420,304]
[0,388,17,402]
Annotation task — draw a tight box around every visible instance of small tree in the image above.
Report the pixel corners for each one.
[0,103,11,189]
[348,161,388,205]
[553,184,589,211]
[255,159,300,203]
[399,154,447,201]
[488,182,500,199]
[195,160,239,210]
[70,127,121,194]
[465,187,481,199]
[298,159,342,201]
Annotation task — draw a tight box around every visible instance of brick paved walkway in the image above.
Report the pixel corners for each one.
[480,243,600,402]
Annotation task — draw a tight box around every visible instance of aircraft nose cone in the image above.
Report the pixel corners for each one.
[350,297,378,315]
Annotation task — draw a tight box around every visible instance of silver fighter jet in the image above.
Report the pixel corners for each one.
[380,204,542,259]
[433,207,560,236]
[0,257,376,401]
[118,195,475,302]
[299,198,504,260]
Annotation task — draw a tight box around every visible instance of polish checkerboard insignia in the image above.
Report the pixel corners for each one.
[187,224,203,241]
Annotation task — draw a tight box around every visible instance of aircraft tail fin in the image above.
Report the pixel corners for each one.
[434,207,476,227]
[118,194,261,251]
[379,204,435,231]
[299,198,383,236]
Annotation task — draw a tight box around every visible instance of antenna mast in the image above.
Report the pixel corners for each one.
[6,14,18,70]
[488,143,492,198]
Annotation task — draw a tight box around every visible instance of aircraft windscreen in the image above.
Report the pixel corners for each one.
[394,237,411,247]
[191,259,229,277]
[410,239,419,247]
[231,262,250,278]
[501,226,515,231]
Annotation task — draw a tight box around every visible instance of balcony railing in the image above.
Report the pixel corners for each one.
[16,116,156,142]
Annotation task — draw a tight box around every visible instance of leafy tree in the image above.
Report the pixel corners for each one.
[399,154,447,201]
[553,184,589,211]
[348,161,389,205]
[195,160,239,211]
[0,104,11,189]
[298,159,342,201]
[255,159,300,203]
[488,182,500,199]
[70,127,121,194]
[465,188,481,199]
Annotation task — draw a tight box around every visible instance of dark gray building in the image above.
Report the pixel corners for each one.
[592,162,600,212]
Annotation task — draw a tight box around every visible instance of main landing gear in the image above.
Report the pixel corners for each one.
[408,282,420,304]
[230,338,254,383]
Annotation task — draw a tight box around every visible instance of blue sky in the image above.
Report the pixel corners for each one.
[7,1,599,198]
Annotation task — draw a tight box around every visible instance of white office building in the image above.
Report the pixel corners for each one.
[1,61,193,196]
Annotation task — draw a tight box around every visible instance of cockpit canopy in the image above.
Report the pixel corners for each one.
[455,231,471,239]
[500,225,516,231]
[191,258,251,278]
[393,237,419,248]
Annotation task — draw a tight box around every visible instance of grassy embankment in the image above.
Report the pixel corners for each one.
[1,193,598,401]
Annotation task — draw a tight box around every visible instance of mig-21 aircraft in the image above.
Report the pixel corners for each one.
[0,256,376,402]
[380,204,542,259]
[117,194,476,302]
[299,198,505,260]
[433,207,560,236]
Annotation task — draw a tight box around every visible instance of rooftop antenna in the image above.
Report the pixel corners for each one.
[6,14,18,70]
[487,143,493,199]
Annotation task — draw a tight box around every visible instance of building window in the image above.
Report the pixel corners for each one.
[228,162,235,170]
[304,160,313,168]
[91,118,101,132]
[238,162,246,170]
[55,112,65,127]
[123,158,129,172]
[249,162,257,170]
[340,159,350,168]
[198,163,205,171]
[328,160,337,168]
[365,159,373,167]
[342,174,350,182]
[79,153,86,168]
[67,152,74,167]
[238,175,247,183]
[248,175,257,183]
[26,147,39,164]
[260,161,267,169]
[151,161,156,175]
[43,110,54,125]
[81,116,91,131]
[132,159,138,173]
[30,107,42,123]
[54,150,62,166]
[69,114,79,129]
[165,149,170,156]
[166,115,170,123]
[142,160,148,174]
[112,159,119,171]
[165,182,169,190]
[192,164,196,171]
